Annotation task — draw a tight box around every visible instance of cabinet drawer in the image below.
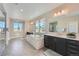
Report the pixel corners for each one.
[67,52,79,56]
[67,40,79,46]
[67,44,79,51]
[67,48,79,54]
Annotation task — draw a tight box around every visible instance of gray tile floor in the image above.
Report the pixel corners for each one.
[2,38,45,56]
[0,40,6,56]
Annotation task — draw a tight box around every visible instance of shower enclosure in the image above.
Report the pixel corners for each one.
[0,4,6,56]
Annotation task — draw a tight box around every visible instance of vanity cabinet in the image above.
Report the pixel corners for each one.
[44,35,66,55]
[44,35,79,56]
[66,39,79,56]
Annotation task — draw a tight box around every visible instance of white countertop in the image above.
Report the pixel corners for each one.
[45,32,79,41]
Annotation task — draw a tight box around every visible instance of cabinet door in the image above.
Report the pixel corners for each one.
[44,35,50,48]
[55,37,66,56]
[48,36,56,51]
[44,35,56,51]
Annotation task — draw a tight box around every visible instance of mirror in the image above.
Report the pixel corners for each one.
[49,21,57,32]
[49,14,79,33]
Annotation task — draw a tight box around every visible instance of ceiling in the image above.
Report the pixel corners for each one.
[3,3,62,20]
[0,10,4,17]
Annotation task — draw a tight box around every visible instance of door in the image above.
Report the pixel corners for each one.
[55,37,66,56]
[49,36,56,51]
[44,35,56,51]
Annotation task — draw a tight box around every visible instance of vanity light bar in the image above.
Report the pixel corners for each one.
[54,10,65,16]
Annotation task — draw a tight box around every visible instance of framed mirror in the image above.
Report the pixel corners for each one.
[49,21,57,32]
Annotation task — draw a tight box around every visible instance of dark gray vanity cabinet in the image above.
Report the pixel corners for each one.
[44,35,66,56]
[66,39,79,56]
[44,35,79,56]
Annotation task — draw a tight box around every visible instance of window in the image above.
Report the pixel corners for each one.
[0,21,5,32]
[13,22,23,31]
[36,20,40,32]
[35,18,45,33]
[39,19,45,33]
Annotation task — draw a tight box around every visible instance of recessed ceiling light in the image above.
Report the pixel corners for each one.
[57,12,61,15]
[54,13,57,16]
[20,9,23,12]
[30,22,34,25]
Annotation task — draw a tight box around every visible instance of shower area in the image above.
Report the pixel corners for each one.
[0,4,6,55]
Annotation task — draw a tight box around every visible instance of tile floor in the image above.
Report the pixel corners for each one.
[1,38,45,56]
[0,40,6,55]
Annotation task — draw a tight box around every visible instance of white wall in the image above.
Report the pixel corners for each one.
[29,4,79,34]
[46,15,79,33]
[7,18,25,40]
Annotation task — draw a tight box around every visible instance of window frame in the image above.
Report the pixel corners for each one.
[13,21,24,32]
[35,18,45,33]
[0,20,5,32]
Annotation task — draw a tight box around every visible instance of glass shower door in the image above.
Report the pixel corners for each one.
[0,8,6,56]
